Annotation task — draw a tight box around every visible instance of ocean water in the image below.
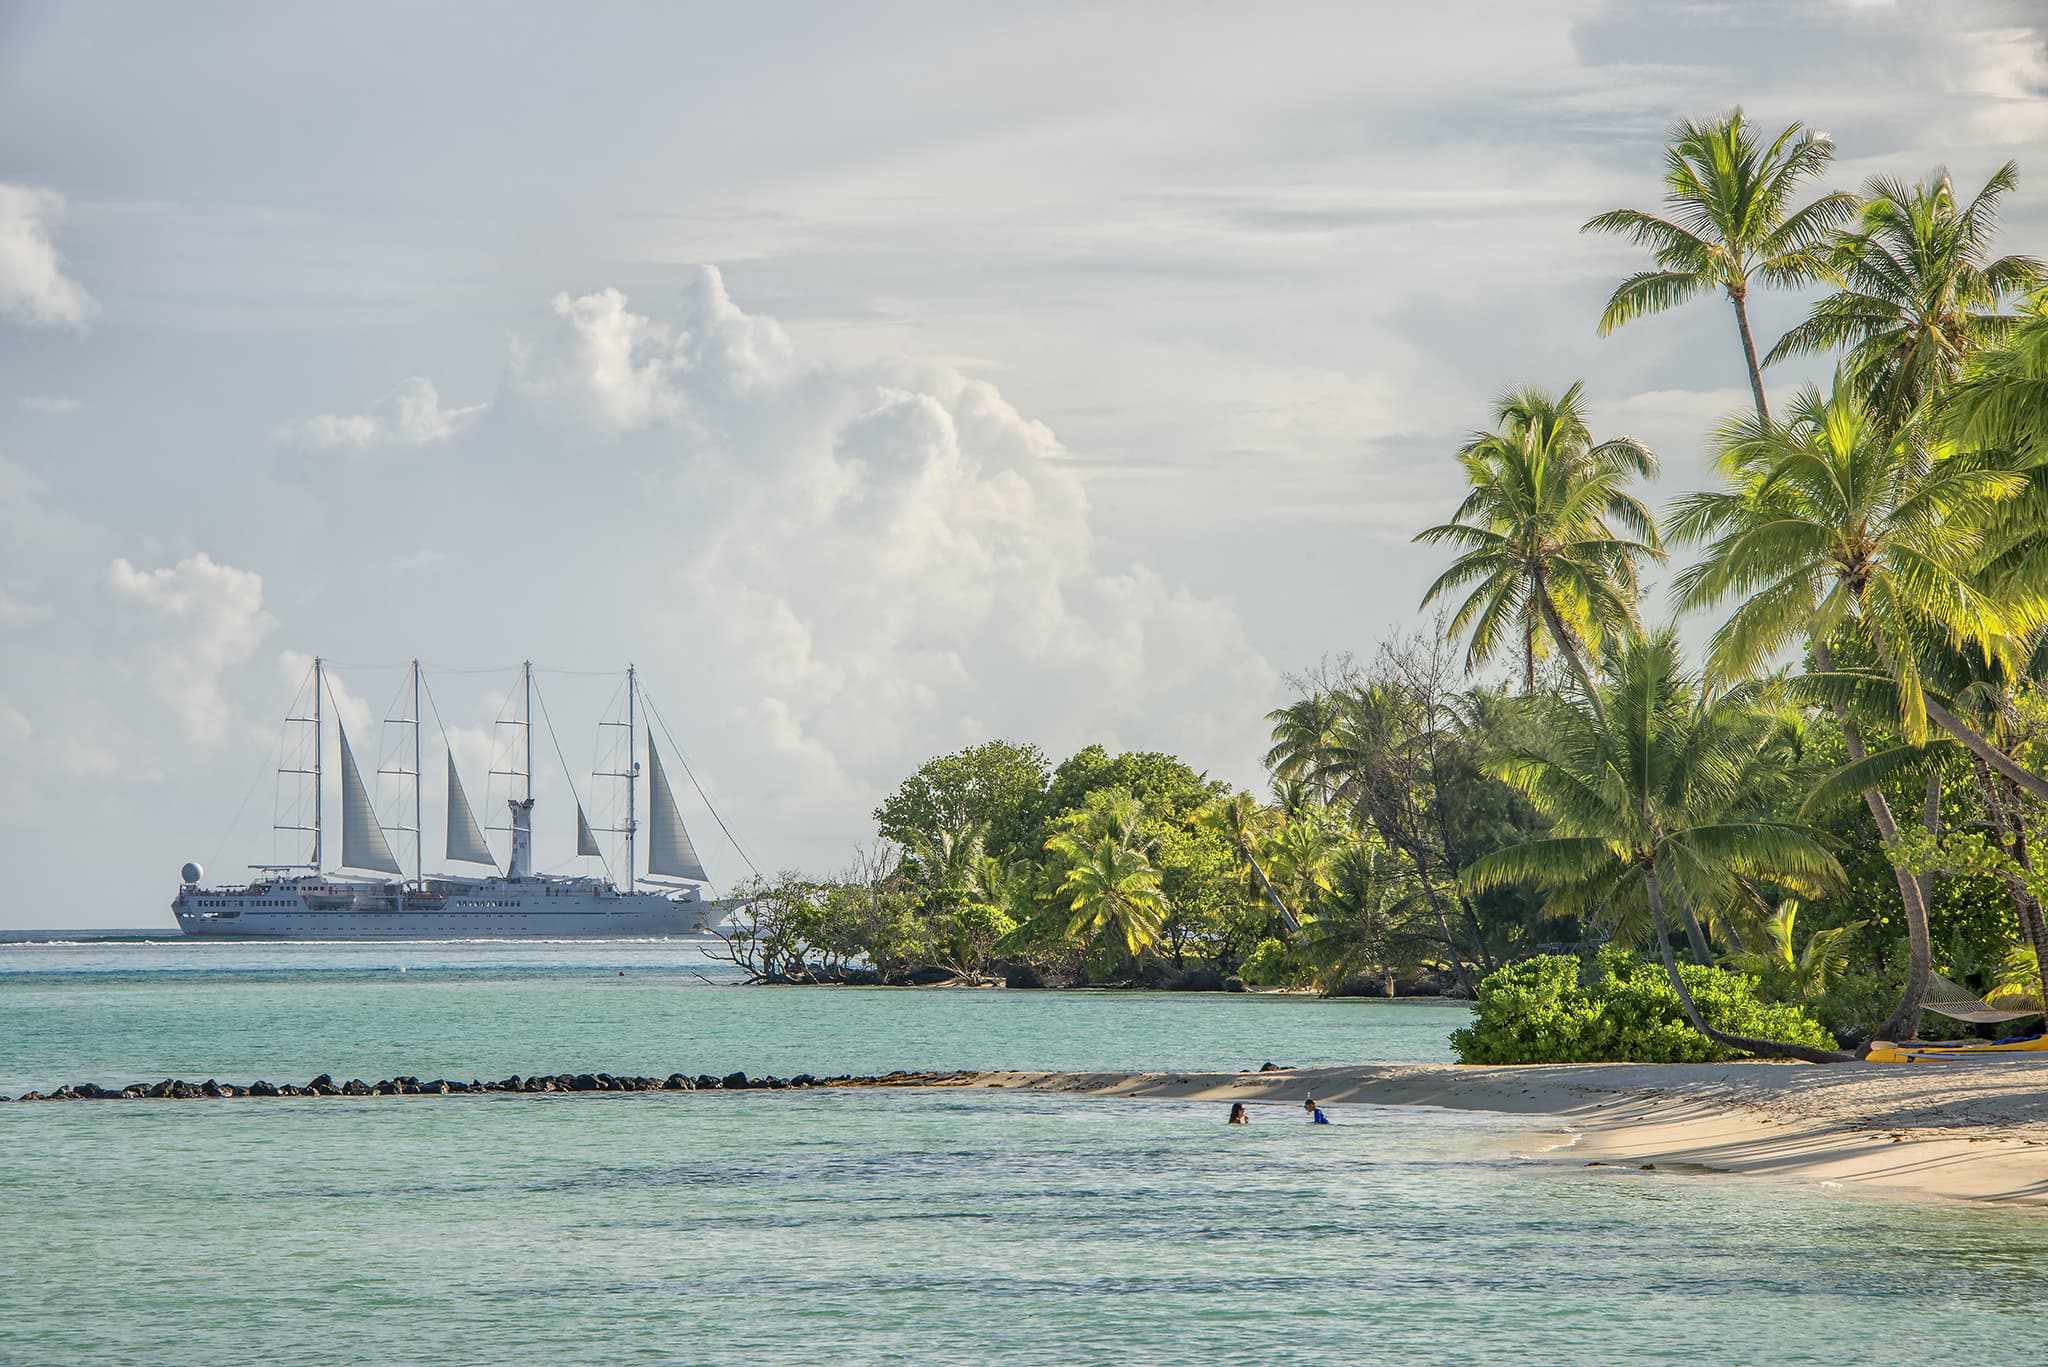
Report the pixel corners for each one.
[4,937,2046,1365]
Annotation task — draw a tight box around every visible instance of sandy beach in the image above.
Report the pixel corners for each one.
[969,1061,2048,1207]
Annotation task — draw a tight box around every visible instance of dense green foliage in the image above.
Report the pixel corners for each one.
[1450,951,1836,1064]
[718,107,2048,1065]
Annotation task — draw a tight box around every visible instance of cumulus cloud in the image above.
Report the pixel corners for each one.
[515,267,794,435]
[0,184,98,330]
[106,553,278,741]
[515,269,1277,839]
[274,376,486,451]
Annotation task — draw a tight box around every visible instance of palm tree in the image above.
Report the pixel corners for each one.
[1767,163,2046,431]
[1724,901,1868,1001]
[1299,840,1422,997]
[1264,693,1345,804]
[1672,379,2044,793]
[1463,628,1849,1061]
[1415,382,1663,695]
[1950,289,2048,460]
[1585,109,1855,423]
[1672,378,2043,1040]
[1056,835,1167,957]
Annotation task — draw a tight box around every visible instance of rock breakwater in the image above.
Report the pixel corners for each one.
[2,1069,978,1102]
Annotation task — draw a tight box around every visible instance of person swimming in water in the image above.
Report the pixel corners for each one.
[1303,1096,1330,1124]
[1227,1103,1249,1124]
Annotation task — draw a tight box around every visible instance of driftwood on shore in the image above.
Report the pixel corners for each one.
[0,1068,979,1103]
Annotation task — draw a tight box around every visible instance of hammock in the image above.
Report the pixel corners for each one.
[1921,970,2041,1024]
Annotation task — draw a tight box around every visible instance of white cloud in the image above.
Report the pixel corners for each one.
[517,270,1278,841]
[274,376,486,450]
[0,184,98,330]
[19,396,81,416]
[106,553,278,740]
[515,268,793,435]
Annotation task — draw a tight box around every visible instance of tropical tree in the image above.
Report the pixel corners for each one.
[1298,840,1426,996]
[1264,693,1345,804]
[1585,109,1855,422]
[1671,377,2045,1039]
[1463,628,1850,1061]
[1950,289,2048,460]
[1725,901,1868,1001]
[1415,382,1663,694]
[1055,835,1167,957]
[1766,163,2046,431]
[1672,379,2044,793]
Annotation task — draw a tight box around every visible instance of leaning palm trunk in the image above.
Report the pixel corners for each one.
[1924,697,2048,803]
[1645,868,1849,1063]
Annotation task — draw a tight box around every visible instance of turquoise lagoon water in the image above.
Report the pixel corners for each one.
[4,936,2046,1365]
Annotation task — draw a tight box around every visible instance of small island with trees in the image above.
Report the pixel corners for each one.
[715,108,2048,1068]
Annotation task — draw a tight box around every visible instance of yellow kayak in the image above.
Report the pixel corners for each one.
[1866,1036,2048,1063]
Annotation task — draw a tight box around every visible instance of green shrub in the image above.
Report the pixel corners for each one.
[1238,936,1314,988]
[1449,946,1837,1063]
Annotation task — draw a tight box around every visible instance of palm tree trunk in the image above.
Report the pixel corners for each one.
[1810,638,1935,1044]
[1669,882,1714,964]
[1411,857,1476,997]
[1645,865,1847,1062]
[1729,286,1771,425]
[1924,696,2048,803]
[1973,762,2048,1013]
[1916,766,1939,931]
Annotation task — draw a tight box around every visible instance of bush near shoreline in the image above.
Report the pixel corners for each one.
[1450,949,1837,1064]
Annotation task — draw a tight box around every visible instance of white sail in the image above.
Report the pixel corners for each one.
[576,800,602,858]
[445,749,496,867]
[645,739,709,882]
[338,722,402,876]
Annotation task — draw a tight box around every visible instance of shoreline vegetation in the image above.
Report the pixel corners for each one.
[715,107,2048,1067]
[15,1060,2046,1206]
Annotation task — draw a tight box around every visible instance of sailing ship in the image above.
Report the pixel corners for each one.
[173,659,724,938]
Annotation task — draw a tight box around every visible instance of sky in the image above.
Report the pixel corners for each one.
[3,0,2046,929]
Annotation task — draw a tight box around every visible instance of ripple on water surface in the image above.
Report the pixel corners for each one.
[4,1090,2046,1366]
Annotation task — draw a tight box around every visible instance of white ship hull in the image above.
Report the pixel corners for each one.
[173,876,723,940]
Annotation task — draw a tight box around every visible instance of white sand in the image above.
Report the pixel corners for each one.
[962,1061,2048,1206]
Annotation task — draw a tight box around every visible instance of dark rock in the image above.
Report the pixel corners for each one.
[170,1082,202,1099]
[373,1081,398,1095]
[147,1080,175,1099]
[17,1091,43,1102]
[199,1080,224,1098]
[790,1074,816,1088]
[250,1081,280,1097]
[121,1086,147,1099]
[309,1074,334,1091]
[425,1081,450,1095]
[764,1077,787,1089]
[71,1082,104,1099]
[566,1073,596,1092]
[894,964,960,986]
[696,1074,721,1089]
[722,1071,749,1090]
[342,1079,371,1096]
[1258,1062,1285,1072]
[1223,976,1248,993]
[664,1074,694,1090]
[1163,967,1226,992]
[499,1076,524,1092]
[396,1081,420,1095]
[593,1073,617,1090]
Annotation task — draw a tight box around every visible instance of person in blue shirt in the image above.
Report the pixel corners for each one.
[1303,1096,1330,1124]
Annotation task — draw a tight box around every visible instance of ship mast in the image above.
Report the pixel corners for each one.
[412,659,424,888]
[626,664,638,894]
[313,655,323,871]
